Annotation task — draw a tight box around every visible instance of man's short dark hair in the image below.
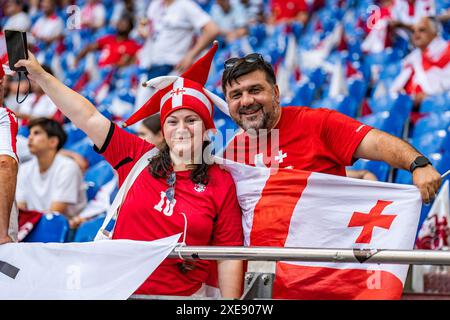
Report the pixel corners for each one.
[28,118,67,151]
[221,55,276,95]
[142,114,161,135]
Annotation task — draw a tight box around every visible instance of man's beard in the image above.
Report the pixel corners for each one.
[232,104,272,131]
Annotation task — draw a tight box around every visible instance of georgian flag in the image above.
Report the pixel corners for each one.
[218,158,422,299]
[0,234,180,299]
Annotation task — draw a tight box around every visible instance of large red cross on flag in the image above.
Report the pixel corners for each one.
[218,158,422,300]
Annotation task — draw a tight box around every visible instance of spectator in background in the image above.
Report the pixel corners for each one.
[16,118,87,219]
[0,71,19,244]
[137,113,164,148]
[110,0,137,28]
[390,0,436,32]
[30,0,64,48]
[135,0,219,110]
[75,13,140,69]
[3,0,31,32]
[2,74,30,114]
[268,0,309,25]
[80,0,106,31]
[12,65,61,126]
[391,17,450,108]
[361,0,395,54]
[210,0,248,44]
[240,0,264,24]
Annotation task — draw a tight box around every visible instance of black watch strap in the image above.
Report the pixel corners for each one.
[409,156,431,173]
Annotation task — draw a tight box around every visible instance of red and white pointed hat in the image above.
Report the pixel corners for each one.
[123,41,229,129]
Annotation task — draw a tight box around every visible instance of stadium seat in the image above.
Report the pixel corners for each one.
[420,92,450,113]
[410,130,450,155]
[73,214,106,242]
[84,161,115,201]
[288,82,316,106]
[412,112,450,138]
[350,159,390,182]
[64,137,104,168]
[368,94,413,120]
[23,213,69,243]
[64,123,87,147]
[358,111,404,137]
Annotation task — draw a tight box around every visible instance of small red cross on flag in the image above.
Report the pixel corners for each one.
[348,200,397,244]
[171,88,186,96]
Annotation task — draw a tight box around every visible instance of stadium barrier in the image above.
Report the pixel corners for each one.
[129,246,450,300]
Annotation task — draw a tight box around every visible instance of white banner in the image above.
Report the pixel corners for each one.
[0,234,180,299]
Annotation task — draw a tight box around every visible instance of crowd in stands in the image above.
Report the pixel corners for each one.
[0,0,449,248]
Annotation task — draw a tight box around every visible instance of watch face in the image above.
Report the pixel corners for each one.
[416,157,430,166]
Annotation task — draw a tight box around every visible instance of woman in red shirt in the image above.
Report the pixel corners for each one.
[15,43,244,297]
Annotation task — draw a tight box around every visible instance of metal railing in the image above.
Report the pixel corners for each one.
[129,246,450,300]
[168,246,450,265]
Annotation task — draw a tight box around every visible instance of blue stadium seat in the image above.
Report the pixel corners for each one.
[64,123,87,147]
[287,82,316,106]
[348,78,367,107]
[73,214,106,242]
[412,112,450,138]
[410,130,450,155]
[23,213,69,243]
[18,126,29,138]
[350,159,390,182]
[420,92,450,113]
[312,95,358,118]
[64,137,104,168]
[358,111,404,137]
[84,161,115,201]
[368,94,413,119]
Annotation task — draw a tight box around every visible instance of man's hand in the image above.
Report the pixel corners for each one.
[14,51,48,83]
[0,235,13,245]
[412,165,442,203]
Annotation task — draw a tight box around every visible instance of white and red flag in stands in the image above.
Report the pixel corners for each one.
[219,159,422,299]
[391,37,450,96]
[416,180,450,250]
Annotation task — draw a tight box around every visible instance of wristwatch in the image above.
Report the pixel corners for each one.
[409,156,431,173]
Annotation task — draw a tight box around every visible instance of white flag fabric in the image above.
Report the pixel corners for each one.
[217,158,422,299]
[0,234,180,299]
[413,181,450,292]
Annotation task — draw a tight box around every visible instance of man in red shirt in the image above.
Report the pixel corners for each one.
[222,53,441,203]
[269,0,309,25]
[75,13,141,69]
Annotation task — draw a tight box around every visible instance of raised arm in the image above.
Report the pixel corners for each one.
[354,128,442,203]
[15,52,111,149]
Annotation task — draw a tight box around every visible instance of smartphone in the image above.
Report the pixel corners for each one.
[5,30,28,73]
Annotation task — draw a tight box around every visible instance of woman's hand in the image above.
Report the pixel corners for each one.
[14,51,48,83]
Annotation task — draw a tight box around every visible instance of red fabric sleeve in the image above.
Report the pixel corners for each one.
[296,0,309,12]
[94,122,154,186]
[211,170,244,246]
[128,40,142,55]
[319,109,373,166]
[96,35,112,49]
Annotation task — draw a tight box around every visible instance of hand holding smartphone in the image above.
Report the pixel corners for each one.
[5,30,30,103]
[5,30,29,73]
